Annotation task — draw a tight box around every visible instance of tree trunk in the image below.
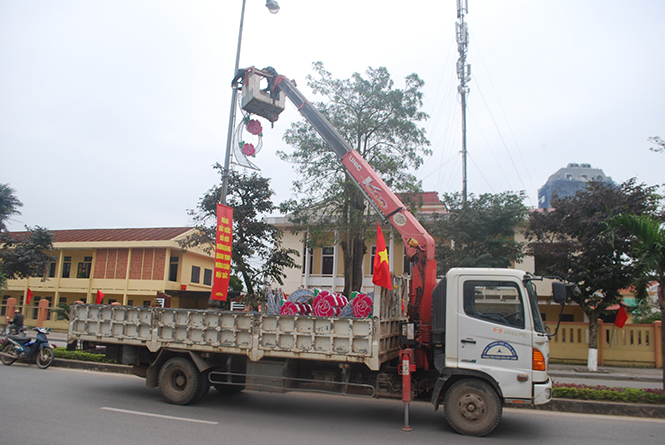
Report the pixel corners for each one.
[658,284,665,390]
[340,181,367,297]
[587,315,599,371]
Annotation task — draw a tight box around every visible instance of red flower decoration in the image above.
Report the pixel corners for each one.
[242,143,255,156]
[313,293,337,317]
[247,119,263,136]
[280,301,300,316]
[352,294,373,318]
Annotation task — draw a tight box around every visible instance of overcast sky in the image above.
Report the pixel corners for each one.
[1,0,663,231]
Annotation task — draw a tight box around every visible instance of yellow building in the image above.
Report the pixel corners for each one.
[2,227,215,331]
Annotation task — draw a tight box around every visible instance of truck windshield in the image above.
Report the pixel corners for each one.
[525,280,546,333]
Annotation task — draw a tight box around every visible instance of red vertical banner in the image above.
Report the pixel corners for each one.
[211,204,233,301]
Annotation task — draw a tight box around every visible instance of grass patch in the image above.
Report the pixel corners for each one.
[53,347,119,364]
[553,383,665,404]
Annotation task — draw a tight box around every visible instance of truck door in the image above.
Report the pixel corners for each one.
[457,278,533,399]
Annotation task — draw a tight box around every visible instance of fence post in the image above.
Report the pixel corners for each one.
[36,299,50,327]
[4,297,17,322]
[598,319,605,366]
[655,320,663,369]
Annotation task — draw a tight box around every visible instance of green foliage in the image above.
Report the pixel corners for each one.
[648,135,664,154]
[0,184,23,232]
[0,184,54,287]
[605,212,665,387]
[49,303,71,321]
[0,226,55,280]
[278,62,430,296]
[180,166,299,309]
[553,383,665,404]
[527,179,661,349]
[430,191,528,274]
[53,347,118,363]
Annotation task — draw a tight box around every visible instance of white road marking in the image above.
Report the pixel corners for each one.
[100,407,218,425]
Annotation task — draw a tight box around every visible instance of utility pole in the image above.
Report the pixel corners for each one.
[456,0,471,202]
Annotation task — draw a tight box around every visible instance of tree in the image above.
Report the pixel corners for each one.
[0,184,54,291]
[180,165,299,309]
[430,191,528,275]
[527,179,661,370]
[278,62,430,296]
[605,213,665,388]
[0,184,23,232]
[648,136,664,154]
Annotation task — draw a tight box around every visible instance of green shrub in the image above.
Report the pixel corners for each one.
[53,347,118,364]
[553,383,665,404]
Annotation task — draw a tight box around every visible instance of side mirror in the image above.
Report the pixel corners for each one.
[551,281,567,304]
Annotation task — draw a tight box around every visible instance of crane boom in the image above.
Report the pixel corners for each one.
[238,67,437,326]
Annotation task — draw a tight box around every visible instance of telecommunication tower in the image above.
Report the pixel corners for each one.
[456,0,471,201]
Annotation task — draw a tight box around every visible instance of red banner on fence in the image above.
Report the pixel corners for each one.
[211,204,233,301]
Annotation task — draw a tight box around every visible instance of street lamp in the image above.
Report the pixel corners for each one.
[220,0,280,205]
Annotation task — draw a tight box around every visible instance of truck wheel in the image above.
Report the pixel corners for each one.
[192,372,211,403]
[1,343,17,365]
[158,357,202,405]
[36,347,54,369]
[443,379,502,436]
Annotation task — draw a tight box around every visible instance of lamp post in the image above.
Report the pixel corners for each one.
[220,0,280,205]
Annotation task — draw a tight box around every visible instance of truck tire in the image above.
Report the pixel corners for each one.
[192,372,211,403]
[443,379,502,436]
[158,357,202,405]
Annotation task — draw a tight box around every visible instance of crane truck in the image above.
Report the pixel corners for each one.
[68,67,567,437]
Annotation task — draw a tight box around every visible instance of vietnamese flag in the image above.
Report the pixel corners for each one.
[372,223,392,289]
[26,288,34,305]
[615,305,628,328]
[96,290,105,305]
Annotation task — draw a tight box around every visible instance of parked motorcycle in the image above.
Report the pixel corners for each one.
[0,327,54,369]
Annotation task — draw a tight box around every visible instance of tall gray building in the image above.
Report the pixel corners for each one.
[538,163,614,208]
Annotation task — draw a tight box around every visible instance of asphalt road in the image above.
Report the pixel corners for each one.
[0,364,663,445]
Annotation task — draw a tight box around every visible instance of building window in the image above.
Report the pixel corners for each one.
[1,295,9,316]
[127,300,134,306]
[77,256,93,278]
[203,268,212,286]
[168,257,179,282]
[48,256,57,278]
[321,247,334,275]
[143,300,151,307]
[62,256,72,278]
[191,266,201,284]
[303,247,313,275]
[370,245,389,275]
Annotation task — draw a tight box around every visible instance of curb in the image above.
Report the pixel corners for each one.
[53,358,133,374]
[51,359,665,419]
[511,398,665,419]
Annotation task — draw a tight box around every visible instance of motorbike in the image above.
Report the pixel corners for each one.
[0,327,54,369]
[0,323,27,346]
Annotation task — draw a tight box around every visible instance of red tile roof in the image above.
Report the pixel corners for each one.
[9,228,192,243]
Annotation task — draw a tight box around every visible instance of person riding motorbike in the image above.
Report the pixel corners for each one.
[6,310,24,335]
